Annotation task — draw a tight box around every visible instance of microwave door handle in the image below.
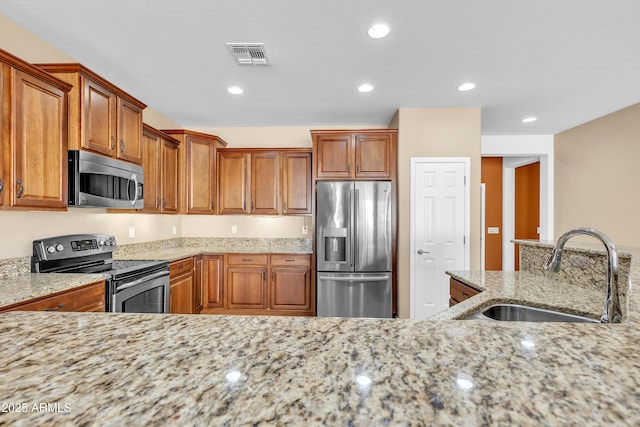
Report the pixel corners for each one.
[128,174,139,206]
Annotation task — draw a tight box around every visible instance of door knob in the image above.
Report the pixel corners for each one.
[417,249,429,255]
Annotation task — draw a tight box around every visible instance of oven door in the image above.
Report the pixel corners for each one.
[111,270,169,313]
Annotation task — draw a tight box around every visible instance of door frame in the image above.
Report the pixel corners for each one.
[409,157,471,319]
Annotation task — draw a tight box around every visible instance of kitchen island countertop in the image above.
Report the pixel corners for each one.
[1,264,640,425]
[1,242,639,425]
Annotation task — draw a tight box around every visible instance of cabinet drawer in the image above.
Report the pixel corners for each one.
[2,281,105,313]
[170,257,194,276]
[450,278,480,304]
[227,254,268,265]
[270,254,311,267]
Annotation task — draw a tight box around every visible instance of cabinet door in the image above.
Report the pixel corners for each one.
[354,133,394,178]
[83,78,116,157]
[270,267,311,311]
[117,98,143,164]
[170,272,193,314]
[194,255,203,313]
[170,258,194,314]
[281,152,311,215]
[227,266,267,309]
[0,64,4,207]
[186,135,215,214]
[315,134,352,179]
[218,151,248,214]
[12,70,67,209]
[203,255,224,309]
[251,152,279,214]
[161,139,179,213]
[141,129,160,212]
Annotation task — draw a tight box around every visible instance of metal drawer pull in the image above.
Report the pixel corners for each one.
[16,179,24,198]
[44,303,64,311]
[120,140,126,152]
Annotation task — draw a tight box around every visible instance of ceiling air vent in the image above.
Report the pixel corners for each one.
[226,43,270,65]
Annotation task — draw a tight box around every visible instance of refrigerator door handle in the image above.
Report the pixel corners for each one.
[350,186,355,269]
[318,275,391,282]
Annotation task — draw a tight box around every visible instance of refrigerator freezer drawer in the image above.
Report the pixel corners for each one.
[317,273,392,318]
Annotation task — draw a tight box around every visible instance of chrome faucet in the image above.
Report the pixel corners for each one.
[543,227,621,323]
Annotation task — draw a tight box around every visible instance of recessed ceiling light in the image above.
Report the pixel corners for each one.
[358,83,374,93]
[368,24,390,39]
[458,82,476,92]
[522,117,537,123]
[227,86,244,95]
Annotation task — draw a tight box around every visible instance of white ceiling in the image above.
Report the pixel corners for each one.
[2,0,640,134]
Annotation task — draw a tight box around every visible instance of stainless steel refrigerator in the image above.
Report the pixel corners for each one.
[316,181,392,318]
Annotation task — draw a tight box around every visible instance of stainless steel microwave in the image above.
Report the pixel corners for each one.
[68,150,144,209]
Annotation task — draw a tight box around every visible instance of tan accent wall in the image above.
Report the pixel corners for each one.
[395,108,481,318]
[555,103,640,246]
[481,157,503,270]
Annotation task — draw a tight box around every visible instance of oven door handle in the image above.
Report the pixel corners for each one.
[115,270,169,292]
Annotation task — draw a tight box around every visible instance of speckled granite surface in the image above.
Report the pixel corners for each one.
[114,237,313,260]
[0,309,639,425]
[0,274,105,309]
[0,240,639,425]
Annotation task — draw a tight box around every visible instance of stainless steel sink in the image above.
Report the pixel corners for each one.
[467,303,600,323]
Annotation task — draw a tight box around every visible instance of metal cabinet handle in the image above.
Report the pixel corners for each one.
[356,164,360,174]
[0,180,3,194]
[271,272,274,281]
[120,140,126,152]
[347,164,351,174]
[16,179,23,198]
[251,201,255,211]
[44,303,64,312]
[283,201,287,212]
[262,271,266,282]
[111,135,116,149]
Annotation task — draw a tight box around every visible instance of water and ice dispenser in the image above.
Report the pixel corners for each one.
[322,228,347,263]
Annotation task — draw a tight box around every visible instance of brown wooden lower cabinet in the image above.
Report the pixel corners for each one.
[200,253,313,316]
[0,280,105,313]
[449,278,481,307]
[203,255,224,310]
[169,257,194,314]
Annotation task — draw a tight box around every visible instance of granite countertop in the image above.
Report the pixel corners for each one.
[113,237,313,261]
[0,273,105,309]
[1,308,639,425]
[433,270,605,322]
[1,243,639,424]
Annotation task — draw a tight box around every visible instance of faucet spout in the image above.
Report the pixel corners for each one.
[544,228,621,323]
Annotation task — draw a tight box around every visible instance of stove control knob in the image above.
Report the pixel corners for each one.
[109,239,116,246]
[98,240,105,247]
[46,245,56,254]
[56,244,64,252]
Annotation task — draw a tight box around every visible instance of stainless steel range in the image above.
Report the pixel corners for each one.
[31,234,169,313]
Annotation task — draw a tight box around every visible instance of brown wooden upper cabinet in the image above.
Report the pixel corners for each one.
[217,148,311,215]
[0,49,71,211]
[162,130,228,215]
[36,63,146,165]
[140,124,180,214]
[312,129,397,180]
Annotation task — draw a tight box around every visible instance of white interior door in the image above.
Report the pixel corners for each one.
[411,158,468,319]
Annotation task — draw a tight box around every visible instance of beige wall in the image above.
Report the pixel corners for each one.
[554,103,640,246]
[394,107,482,318]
